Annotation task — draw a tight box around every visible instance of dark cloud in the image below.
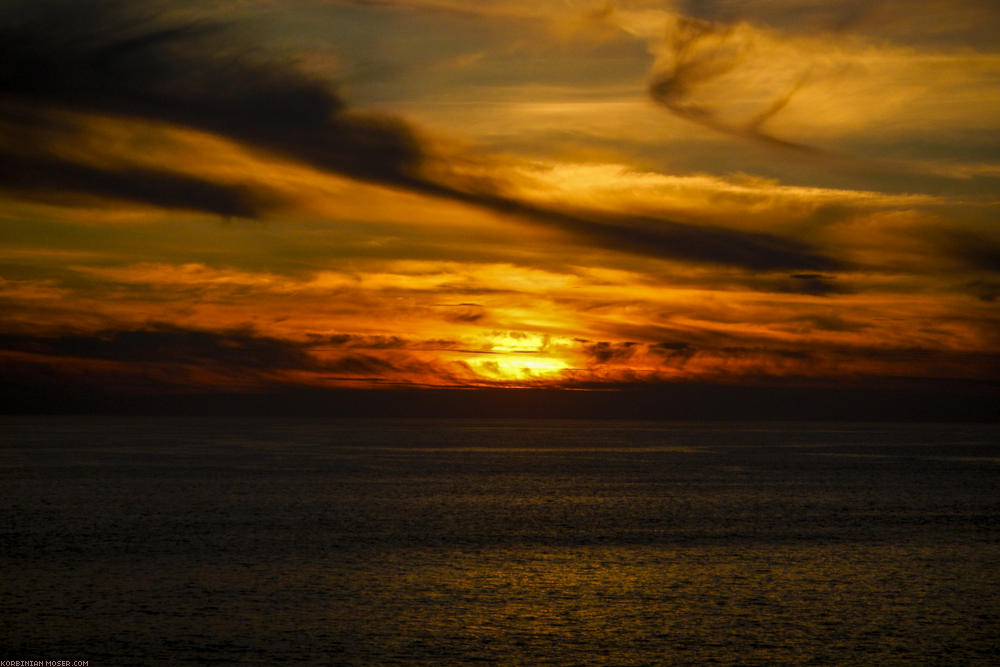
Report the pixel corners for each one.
[0,324,319,370]
[964,280,999,302]
[324,353,399,375]
[0,323,488,396]
[650,341,691,353]
[581,340,698,368]
[0,1,425,187]
[584,341,638,363]
[442,303,488,323]
[691,272,850,295]
[649,341,697,366]
[0,0,422,216]
[784,314,870,333]
[308,333,461,351]
[901,227,1000,275]
[784,273,848,295]
[648,16,822,154]
[587,215,840,271]
[436,189,843,271]
[0,97,278,217]
[0,0,843,273]
[0,325,475,381]
[0,153,270,217]
[589,318,1000,383]
[943,232,1000,273]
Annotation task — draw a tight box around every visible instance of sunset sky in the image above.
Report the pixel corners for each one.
[1,0,998,417]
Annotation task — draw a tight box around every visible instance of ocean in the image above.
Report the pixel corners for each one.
[1,417,998,665]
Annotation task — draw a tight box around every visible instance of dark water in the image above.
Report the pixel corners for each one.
[1,418,998,665]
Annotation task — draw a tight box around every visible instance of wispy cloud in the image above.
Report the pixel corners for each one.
[647,15,822,153]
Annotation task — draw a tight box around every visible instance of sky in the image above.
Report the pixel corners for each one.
[1,0,998,417]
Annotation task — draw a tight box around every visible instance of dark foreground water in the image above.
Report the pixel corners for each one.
[1,418,998,665]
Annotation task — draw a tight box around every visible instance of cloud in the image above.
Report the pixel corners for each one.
[0,152,271,217]
[309,333,461,350]
[324,353,399,375]
[0,0,842,272]
[442,303,489,323]
[583,340,638,363]
[575,212,842,271]
[781,273,848,296]
[2,311,997,401]
[0,324,320,370]
[677,0,1000,48]
[646,15,823,153]
[638,3,1000,170]
[941,231,1000,273]
[1,3,407,174]
[0,0,423,212]
[0,323,468,390]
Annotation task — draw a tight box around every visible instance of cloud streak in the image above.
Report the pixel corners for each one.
[0,152,271,217]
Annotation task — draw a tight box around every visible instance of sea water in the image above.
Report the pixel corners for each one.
[1,418,998,665]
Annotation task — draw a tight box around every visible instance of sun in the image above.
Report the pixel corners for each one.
[471,354,571,384]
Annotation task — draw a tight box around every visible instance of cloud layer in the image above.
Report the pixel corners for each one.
[0,0,997,412]
[0,0,845,272]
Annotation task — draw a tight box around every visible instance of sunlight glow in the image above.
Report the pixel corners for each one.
[471,354,571,383]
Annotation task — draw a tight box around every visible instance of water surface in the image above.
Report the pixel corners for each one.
[2,418,998,664]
